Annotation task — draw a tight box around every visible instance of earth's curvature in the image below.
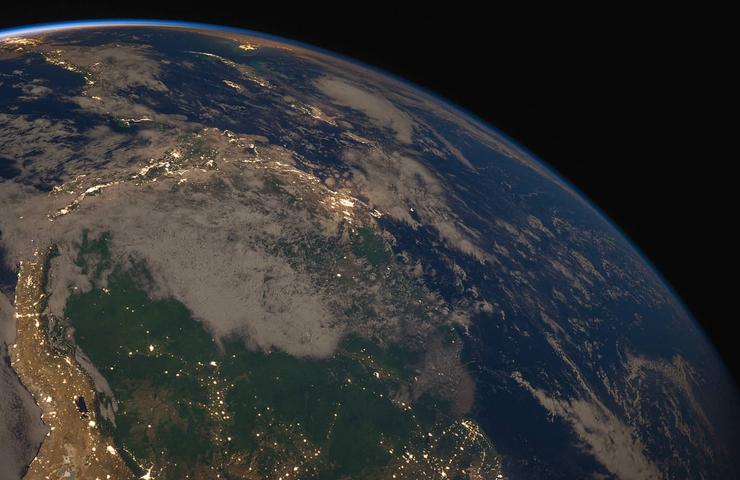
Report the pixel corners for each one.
[0,21,737,480]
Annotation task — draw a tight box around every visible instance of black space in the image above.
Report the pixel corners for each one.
[2,3,735,379]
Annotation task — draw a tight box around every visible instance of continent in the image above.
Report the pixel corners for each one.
[60,255,503,478]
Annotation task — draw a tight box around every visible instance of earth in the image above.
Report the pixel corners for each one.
[0,21,737,480]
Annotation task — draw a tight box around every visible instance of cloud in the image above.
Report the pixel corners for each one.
[14,80,52,100]
[0,129,350,358]
[315,76,415,144]
[343,146,489,261]
[512,371,662,480]
[8,178,343,359]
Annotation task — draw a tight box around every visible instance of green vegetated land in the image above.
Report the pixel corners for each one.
[350,227,390,268]
[65,231,497,479]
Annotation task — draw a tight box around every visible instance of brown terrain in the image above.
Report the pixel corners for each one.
[9,248,135,479]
